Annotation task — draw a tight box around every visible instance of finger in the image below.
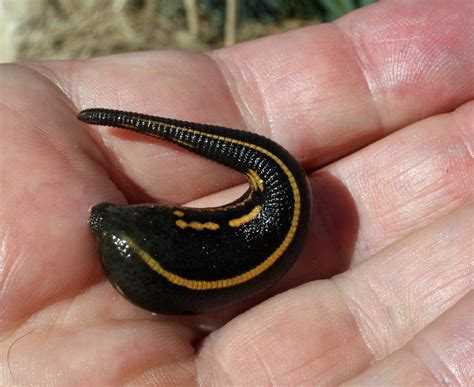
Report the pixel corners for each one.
[332,205,472,364]
[213,0,473,164]
[30,1,473,204]
[344,291,473,385]
[183,100,473,301]
[194,206,472,385]
[324,99,474,263]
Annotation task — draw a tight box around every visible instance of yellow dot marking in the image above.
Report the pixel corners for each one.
[228,205,261,227]
[121,117,301,290]
[176,219,220,231]
[173,210,185,217]
[175,219,187,229]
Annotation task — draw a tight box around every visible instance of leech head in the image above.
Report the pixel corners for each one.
[88,202,114,238]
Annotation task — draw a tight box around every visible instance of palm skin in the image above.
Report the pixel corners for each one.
[1,1,473,384]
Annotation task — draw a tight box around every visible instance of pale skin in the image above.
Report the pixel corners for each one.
[1,0,473,384]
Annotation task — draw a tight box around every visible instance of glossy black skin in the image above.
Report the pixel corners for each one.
[79,108,312,314]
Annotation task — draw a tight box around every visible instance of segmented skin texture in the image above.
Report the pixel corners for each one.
[79,108,312,314]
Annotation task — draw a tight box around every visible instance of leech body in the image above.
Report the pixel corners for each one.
[78,108,312,314]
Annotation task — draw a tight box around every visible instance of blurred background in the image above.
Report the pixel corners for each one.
[1,0,376,63]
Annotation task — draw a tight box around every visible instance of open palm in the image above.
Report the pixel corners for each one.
[1,1,472,384]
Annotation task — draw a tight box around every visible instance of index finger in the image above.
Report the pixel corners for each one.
[27,2,473,205]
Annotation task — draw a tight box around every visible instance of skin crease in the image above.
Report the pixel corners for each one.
[0,0,473,384]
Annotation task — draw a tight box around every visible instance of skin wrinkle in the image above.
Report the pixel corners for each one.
[124,351,196,386]
[85,321,194,384]
[130,359,197,386]
[406,334,460,385]
[274,322,352,384]
[245,336,276,385]
[49,281,116,328]
[213,22,387,167]
[16,63,77,114]
[338,281,381,358]
[447,332,474,382]
[339,206,473,372]
[31,274,210,327]
[351,113,472,260]
[207,52,271,141]
[1,275,104,341]
[0,225,9,277]
[434,289,470,318]
[0,223,16,293]
[376,159,452,231]
[0,238,32,321]
[338,2,473,130]
[452,102,474,159]
[375,125,472,231]
[0,194,107,332]
[195,339,234,386]
[335,263,410,360]
[197,282,363,385]
[334,23,385,137]
[415,276,462,321]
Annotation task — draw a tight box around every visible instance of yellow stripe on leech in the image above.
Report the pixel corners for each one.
[124,117,301,290]
[247,170,256,191]
[247,169,264,192]
[125,229,293,290]
[175,219,220,231]
[228,205,261,227]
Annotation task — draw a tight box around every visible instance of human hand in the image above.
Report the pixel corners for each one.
[1,1,472,384]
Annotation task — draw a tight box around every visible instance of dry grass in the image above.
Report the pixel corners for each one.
[1,0,315,63]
